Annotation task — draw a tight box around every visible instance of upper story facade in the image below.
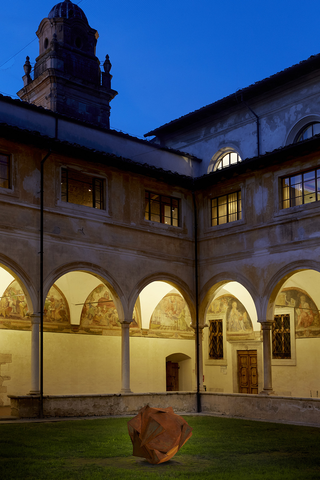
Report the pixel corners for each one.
[146,54,320,178]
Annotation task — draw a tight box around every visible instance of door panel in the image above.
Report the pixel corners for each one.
[166,361,179,391]
[238,350,258,394]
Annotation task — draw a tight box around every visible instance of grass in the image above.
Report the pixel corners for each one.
[0,415,320,479]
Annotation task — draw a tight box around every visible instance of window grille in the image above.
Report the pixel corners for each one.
[0,153,10,189]
[211,191,242,226]
[61,168,104,209]
[145,191,179,226]
[209,320,223,359]
[282,168,320,209]
[272,314,291,359]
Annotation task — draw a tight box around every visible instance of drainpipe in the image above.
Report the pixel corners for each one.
[40,151,52,418]
[241,96,260,157]
[192,189,201,413]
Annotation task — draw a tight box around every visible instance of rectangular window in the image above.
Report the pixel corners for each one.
[272,314,291,359]
[0,153,10,189]
[209,320,223,359]
[61,168,104,209]
[211,191,241,226]
[145,191,179,226]
[282,168,320,209]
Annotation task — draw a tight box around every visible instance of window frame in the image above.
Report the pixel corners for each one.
[144,191,180,227]
[0,152,11,190]
[295,122,320,143]
[205,311,227,366]
[60,167,105,210]
[211,190,242,227]
[216,152,242,170]
[272,314,291,360]
[281,167,320,210]
[271,307,296,366]
[209,319,224,360]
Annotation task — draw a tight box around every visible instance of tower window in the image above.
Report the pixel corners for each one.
[44,38,49,50]
[145,191,179,226]
[61,168,104,209]
[75,37,82,49]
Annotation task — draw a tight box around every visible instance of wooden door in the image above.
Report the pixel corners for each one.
[238,350,258,394]
[166,361,179,391]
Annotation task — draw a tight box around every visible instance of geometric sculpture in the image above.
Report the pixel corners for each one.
[128,405,192,464]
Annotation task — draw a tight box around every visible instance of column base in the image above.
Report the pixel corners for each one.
[259,389,275,396]
[120,388,132,394]
[28,391,40,396]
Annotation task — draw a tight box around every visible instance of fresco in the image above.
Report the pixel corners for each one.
[149,291,193,338]
[0,280,29,321]
[277,288,320,338]
[0,281,70,331]
[207,295,253,334]
[80,284,140,332]
[43,285,70,325]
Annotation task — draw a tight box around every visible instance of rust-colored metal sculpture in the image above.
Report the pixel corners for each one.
[128,405,193,464]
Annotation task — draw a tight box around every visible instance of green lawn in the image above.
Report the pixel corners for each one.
[0,415,320,479]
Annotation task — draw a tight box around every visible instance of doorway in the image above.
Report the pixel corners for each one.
[237,350,258,394]
[166,361,179,391]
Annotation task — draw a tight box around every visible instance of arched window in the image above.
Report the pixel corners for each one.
[296,122,320,142]
[216,152,242,170]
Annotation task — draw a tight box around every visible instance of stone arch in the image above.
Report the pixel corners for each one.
[128,272,196,325]
[262,260,320,322]
[286,114,320,145]
[200,271,259,326]
[0,253,37,314]
[207,145,243,173]
[44,262,126,322]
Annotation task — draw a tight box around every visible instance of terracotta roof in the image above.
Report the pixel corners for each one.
[1,117,320,191]
[0,122,194,189]
[0,93,201,163]
[145,53,320,138]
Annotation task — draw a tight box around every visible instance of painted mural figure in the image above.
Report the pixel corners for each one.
[296,295,314,329]
[228,301,247,332]
[149,291,193,335]
[0,282,28,319]
[80,284,140,330]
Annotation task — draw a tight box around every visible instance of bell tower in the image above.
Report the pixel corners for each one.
[17,0,117,129]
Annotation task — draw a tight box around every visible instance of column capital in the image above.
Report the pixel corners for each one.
[260,321,273,331]
[120,320,132,328]
[191,323,207,331]
[30,314,40,325]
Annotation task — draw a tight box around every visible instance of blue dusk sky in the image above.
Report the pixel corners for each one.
[0,0,319,138]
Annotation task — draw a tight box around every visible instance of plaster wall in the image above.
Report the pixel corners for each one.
[0,138,195,313]
[0,330,31,403]
[196,151,320,313]
[273,338,320,398]
[0,99,195,177]
[158,74,320,175]
[0,329,194,405]
[130,336,195,393]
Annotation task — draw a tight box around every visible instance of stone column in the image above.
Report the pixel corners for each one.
[120,321,132,393]
[29,314,40,395]
[193,325,205,392]
[260,321,274,395]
